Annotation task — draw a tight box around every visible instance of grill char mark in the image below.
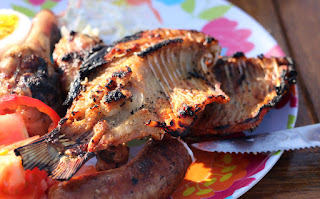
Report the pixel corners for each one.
[204,36,217,44]
[104,89,126,103]
[112,66,132,78]
[20,55,62,112]
[112,31,144,45]
[64,45,110,105]
[136,39,183,58]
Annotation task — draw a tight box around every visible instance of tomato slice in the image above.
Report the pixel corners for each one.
[0,95,61,198]
[0,94,60,131]
[0,137,56,199]
[0,113,28,146]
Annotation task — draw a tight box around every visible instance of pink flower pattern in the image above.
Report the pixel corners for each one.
[265,44,285,57]
[28,0,61,6]
[202,18,254,56]
[28,0,45,5]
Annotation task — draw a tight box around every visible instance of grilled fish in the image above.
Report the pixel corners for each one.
[0,10,63,136]
[191,53,296,136]
[15,29,228,180]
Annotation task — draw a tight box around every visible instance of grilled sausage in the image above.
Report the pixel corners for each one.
[48,135,194,199]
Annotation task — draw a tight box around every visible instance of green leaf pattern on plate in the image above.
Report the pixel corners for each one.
[11,0,60,18]
[203,177,217,186]
[196,188,212,195]
[41,0,58,10]
[11,4,35,17]
[183,186,196,196]
[180,0,195,14]
[219,173,233,182]
[287,114,296,129]
[198,5,231,20]
[274,150,282,156]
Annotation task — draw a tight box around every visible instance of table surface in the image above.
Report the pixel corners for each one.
[228,0,320,198]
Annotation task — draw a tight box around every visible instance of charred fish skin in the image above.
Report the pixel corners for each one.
[191,53,297,137]
[53,31,104,96]
[63,44,110,106]
[15,29,227,181]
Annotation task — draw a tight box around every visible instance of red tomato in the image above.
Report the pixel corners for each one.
[0,137,56,199]
[0,94,60,132]
[0,113,28,146]
[0,95,61,198]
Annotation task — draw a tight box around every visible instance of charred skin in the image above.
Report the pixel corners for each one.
[191,53,297,136]
[48,135,193,199]
[0,10,63,136]
[53,32,103,95]
[15,29,227,180]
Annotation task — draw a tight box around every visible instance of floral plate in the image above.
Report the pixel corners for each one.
[1,0,298,198]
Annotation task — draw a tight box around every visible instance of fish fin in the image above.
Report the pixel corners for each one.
[14,135,94,181]
[50,152,94,181]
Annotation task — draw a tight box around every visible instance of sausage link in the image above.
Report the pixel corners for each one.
[49,135,193,199]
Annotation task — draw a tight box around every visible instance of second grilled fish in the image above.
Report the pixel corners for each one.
[191,53,296,136]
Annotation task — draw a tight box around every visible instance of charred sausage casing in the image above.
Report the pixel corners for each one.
[48,135,194,199]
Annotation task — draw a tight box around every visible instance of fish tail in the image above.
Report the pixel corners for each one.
[14,134,94,181]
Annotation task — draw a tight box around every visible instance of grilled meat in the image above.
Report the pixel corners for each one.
[15,29,228,180]
[191,53,297,136]
[48,135,194,199]
[95,144,130,171]
[53,32,103,94]
[0,10,62,136]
